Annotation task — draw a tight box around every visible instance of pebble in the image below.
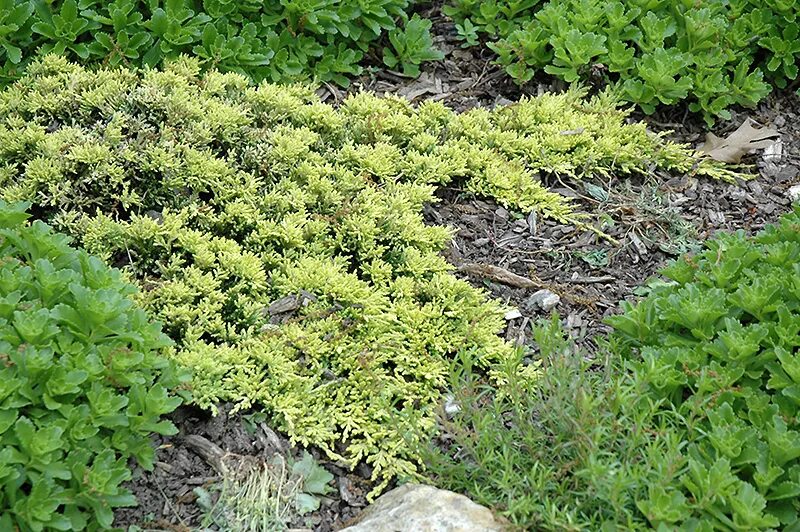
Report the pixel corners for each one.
[528,289,560,312]
[789,184,800,203]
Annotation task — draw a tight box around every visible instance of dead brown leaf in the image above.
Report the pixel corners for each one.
[699,118,780,163]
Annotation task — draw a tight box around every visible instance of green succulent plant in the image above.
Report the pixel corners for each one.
[446,0,798,123]
[0,0,444,86]
[0,200,185,531]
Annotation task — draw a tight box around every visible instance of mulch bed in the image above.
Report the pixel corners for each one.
[115,6,800,531]
[115,405,373,531]
[430,90,799,352]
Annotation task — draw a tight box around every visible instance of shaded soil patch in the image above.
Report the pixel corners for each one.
[430,170,797,353]
[115,406,372,531]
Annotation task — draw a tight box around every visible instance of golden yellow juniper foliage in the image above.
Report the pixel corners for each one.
[0,56,732,495]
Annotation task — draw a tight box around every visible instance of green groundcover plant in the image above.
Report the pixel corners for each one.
[0,0,443,86]
[608,204,800,529]
[420,321,678,530]
[0,56,731,495]
[445,0,800,123]
[0,200,184,531]
[423,205,800,530]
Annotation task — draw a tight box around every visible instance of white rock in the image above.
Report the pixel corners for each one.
[529,289,560,312]
[504,309,522,321]
[789,184,800,202]
[340,484,506,532]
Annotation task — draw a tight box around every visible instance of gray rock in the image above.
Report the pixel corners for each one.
[340,484,506,532]
[528,289,560,312]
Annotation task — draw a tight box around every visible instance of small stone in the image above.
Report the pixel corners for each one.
[789,184,800,203]
[529,289,560,312]
[340,484,506,532]
[504,309,522,321]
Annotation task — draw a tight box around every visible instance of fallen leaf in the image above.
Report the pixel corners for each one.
[699,118,780,163]
[398,72,440,101]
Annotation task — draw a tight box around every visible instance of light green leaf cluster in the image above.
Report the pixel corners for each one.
[0,56,731,495]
